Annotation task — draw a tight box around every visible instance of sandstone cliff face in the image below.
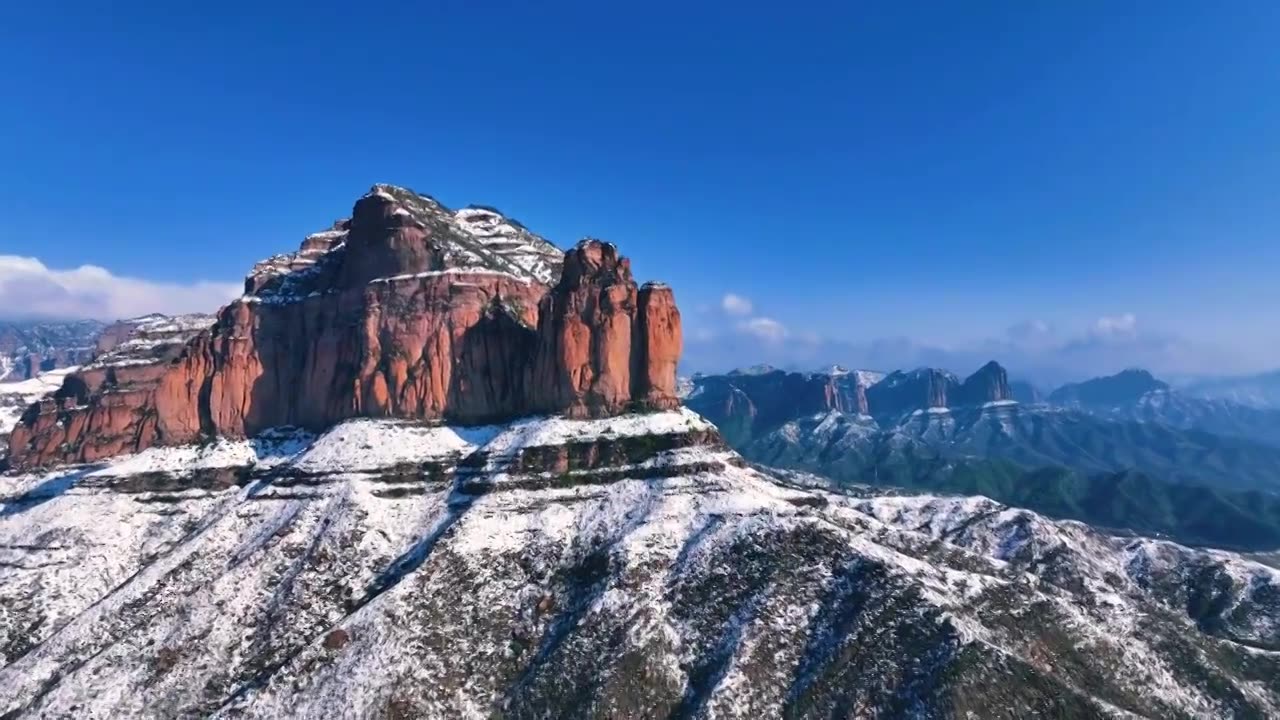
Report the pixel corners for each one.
[6,186,681,470]
[528,242,682,418]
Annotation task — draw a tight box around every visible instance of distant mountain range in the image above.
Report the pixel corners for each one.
[0,320,103,382]
[685,362,1280,549]
[1180,370,1280,409]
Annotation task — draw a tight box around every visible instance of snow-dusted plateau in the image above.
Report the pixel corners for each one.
[2,410,1278,718]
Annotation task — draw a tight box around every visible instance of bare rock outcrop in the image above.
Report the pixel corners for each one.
[7,186,682,470]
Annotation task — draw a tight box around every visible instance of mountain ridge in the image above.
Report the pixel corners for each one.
[2,409,1277,717]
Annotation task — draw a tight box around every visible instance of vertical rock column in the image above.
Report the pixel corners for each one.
[531,241,635,418]
[634,282,682,411]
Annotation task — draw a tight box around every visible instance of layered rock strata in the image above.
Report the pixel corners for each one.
[7,185,681,469]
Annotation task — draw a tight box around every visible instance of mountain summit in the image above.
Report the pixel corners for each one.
[1048,368,1169,407]
[6,186,682,470]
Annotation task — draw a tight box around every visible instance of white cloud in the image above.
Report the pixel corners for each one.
[737,316,788,343]
[0,255,241,321]
[1092,313,1138,338]
[720,293,754,316]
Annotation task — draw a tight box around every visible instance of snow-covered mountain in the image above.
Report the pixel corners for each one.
[0,367,79,439]
[2,412,1278,718]
[0,320,103,382]
[1029,369,1280,450]
[6,187,1278,718]
[1180,370,1280,410]
[0,314,215,447]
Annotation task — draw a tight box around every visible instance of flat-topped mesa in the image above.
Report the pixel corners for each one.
[6,186,682,470]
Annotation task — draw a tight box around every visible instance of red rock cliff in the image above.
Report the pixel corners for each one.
[6,185,683,470]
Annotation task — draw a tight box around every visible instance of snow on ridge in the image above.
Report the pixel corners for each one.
[2,402,1279,716]
[289,420,502,474]
[0,367,77,398]
[367,267,533,285]
[13,410,718,481]
[88,432,314,478]
[854,369,886,387]
[481,408,714,457]
[0,367,78,435]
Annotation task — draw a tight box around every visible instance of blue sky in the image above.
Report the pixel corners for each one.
[2,2,1280,382]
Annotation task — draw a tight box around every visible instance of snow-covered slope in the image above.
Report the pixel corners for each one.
[453,206,563,286]
[89,313,215,368]
[0,367,78,438]
[1,410,1277,718]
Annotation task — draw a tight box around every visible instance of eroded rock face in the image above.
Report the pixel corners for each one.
[6,187,682,470]
[634,284,683,411]
[529,242,682,418]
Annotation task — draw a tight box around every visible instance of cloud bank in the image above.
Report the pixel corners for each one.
[0,256,241,321]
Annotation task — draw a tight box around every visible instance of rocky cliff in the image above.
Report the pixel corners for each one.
[6,185,681,470]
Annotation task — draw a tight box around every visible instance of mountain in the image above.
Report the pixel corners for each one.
[0,368,78,441]
[685,362,1013,446]
[92,313,216,364]
[1048,369,1169,407]
[749,410,1280,550]
[748,384,1280,493]
[0,320,104,381]
[1045,369,1280,449]
[1009,380,1044,404]
[688,362,1280,546]
[681,366,873,446]
[953,360,1012,406]
[3,410,1279,717]
[5,185,681,470]
[690,364,1280,491]
[5,187,1279,717]
[1097,388,1280,448]
[1182,370,1280,409]
[0,314,214,447]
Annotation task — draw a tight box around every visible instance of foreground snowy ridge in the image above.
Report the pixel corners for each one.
[0,410,1277,718]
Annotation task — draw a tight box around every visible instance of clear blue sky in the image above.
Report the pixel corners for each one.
[3,2,1279,379]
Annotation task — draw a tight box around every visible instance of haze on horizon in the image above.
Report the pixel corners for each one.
[3,2,1279,385]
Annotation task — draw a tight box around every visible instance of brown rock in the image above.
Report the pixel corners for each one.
[633,283,682,411]
[5,188,685,471]
[530,241,645,418]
